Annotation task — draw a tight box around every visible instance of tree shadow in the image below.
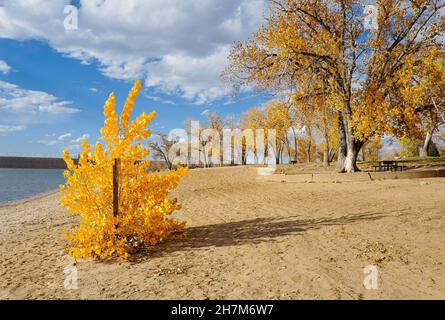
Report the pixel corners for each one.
[131,211,388,262]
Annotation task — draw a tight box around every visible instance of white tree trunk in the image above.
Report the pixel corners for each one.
[344,147,360,173]
[419,131,433,158]
[336,112,348,172]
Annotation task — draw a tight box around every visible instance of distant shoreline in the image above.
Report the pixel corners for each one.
[0,156,70,169]
[0,156,166,169]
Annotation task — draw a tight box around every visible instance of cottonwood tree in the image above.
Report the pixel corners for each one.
[384,50,445,157]
[291,68,337,166]
[224,114,249,165]
[411,55,445,156]
[223,0,445,172]
[265,100,293,164]
[242,107,267,164]
[362,138,383,162]
[205,112,224,166]
[293,99,316,163]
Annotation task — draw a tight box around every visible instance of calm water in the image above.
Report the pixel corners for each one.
[0,168,65,204]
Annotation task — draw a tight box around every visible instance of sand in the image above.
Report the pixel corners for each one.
[0,166,444,299]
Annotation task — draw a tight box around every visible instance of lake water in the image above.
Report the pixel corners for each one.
[0,168,65,204]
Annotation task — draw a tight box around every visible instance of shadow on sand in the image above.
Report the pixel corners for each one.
[132,211,388,261]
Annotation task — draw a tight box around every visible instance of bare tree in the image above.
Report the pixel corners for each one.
[148,132,175,170]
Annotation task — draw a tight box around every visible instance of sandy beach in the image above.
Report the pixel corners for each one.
[0,166,444,299]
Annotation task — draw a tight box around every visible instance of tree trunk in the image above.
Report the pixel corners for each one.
[419,131,433,157]
[329,149,336,163]
[284,139,291,164]
[264,144,268,165]
[343,140,363,172]
[306,128,312,163]
[323,132,330,167]
[336,112,348,172]
[231,137,235,165]
[276,144,282,164]
[336,111,364,173]
[292,128,299,163]
[323,146,329,167]
[160,151,172,170]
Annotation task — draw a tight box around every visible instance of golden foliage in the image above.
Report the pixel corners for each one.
[362,138,383,162]
[223,0,445,171]
[60,80,187,259]
[399,136,421,158]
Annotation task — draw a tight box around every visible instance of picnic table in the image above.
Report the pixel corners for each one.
[373,160,407,172]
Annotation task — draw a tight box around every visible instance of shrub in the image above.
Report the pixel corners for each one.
[60,80,187,259]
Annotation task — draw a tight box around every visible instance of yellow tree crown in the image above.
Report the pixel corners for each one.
[60,80,187,259]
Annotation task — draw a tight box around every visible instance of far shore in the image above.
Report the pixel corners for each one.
[0,156,68,170]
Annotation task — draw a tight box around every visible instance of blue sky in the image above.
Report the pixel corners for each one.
[0,0,270,157]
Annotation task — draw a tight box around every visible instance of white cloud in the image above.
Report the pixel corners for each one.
[0,124,26,132]
[36,133,89,148]
[145,94,176,105]
[0,0,266,104]
[89,87,98,93]
[201,109,210,116]
[37,139,59,146]
[58,133,72,141]
[0,59,11,74]
[145,48,233,104]
[0,81,80,114]
[70,133,90,143]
